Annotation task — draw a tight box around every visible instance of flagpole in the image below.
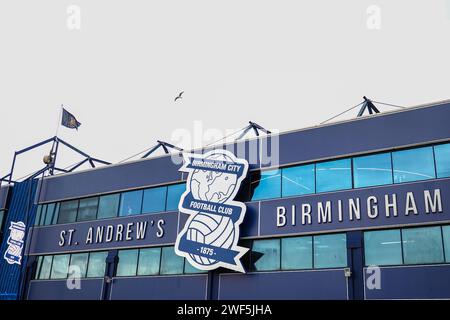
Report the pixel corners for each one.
[55,104,63,138]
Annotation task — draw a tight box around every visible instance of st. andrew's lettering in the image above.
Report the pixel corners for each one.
[58,219,165,247]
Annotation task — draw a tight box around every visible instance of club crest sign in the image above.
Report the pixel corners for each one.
[175,149,249,273]
[4,221,26,265]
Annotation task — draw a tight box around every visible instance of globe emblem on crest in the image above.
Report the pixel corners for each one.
[186,153,238,266]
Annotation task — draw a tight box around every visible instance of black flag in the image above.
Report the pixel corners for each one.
[61,108,81,130]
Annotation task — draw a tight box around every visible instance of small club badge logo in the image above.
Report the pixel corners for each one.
[4,221,26,265]
[175,149,249,273]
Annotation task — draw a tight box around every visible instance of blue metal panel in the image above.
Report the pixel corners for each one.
[27,279,104,300]
[263,102,450,167]
[218,270,348,300]
[364,265,450,299]
[259,179,450,237]
[38,154,184,203]
[0,185,11,210]
[28,211,179,255]
[0,180,38,300]
[109,275,208,300]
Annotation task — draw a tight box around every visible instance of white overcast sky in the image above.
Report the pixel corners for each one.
[0,1,449,181]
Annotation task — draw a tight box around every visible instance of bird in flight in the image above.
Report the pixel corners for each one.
[174,91,184,102]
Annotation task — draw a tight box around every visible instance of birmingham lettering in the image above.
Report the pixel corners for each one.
[276,189,443,226]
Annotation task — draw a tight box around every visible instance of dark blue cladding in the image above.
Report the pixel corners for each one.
[218,270,348,300]
[364,265,450,299]
[38,154,184,203]
[260,179,450,237]
[261,102,450,167]
[109,275,208,300]
[28,212,179,255]
[0,185,10,209]
[27,279,104,300]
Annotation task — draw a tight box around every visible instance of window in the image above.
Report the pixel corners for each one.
[402,226,444,264]
[281,236,313,270]
[77,197,99,222]
[353,153,393,188]
[314,233,347,268]
[50,254,70,279]
[97,194,120,219]
[282,164,315,197]
[392,147,436,183]
[160,246,184,275]
[364,230,402,266]
[443,226,450,263]
[167,184,185,211]
[37,255,53,280]
[434,143,450,178]
[69,253,89,278]
[184,260,204,274]
[119,190,143,216]
[116,249,139,276]
[44,203,56,226]
[37,204,47,226]
[142,187,167,214]
[137,248,161,276]
[52,203,60,224]
[57,200,79,224]
[251,169,281,201]
[251,239,280,271]
[316,159,352,193]
[87,251,108,277]
[34,206,42,226]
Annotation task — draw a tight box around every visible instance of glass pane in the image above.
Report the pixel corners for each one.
[353,153,393,188]
[38,256,53,280]
[69,253,89,278]
[316,159,352,193]
[282,164,315,197]
[443,226,450,263]
[137,248,161,276]
[251,239,280,271]
[119,190,143,216]
[50,254,70,279]
[314,233,347,268]
[251,170,281,201]
[57,200,79,224]
[77,197,98,222]
[392,147,436,183]
[435,143,450,178]
[160,246,184,275]
[402,226,444,264]
[44,203,56,226]
[281,236,313,270]
[39,204,47,226]
[52,203,60,224]
[97,194,120,219]
[167,184,185,211]
[34,256,43,279]
[116,249,139,276]
[142,187,167,214]
[87,251,108,278]
[34,206,42,226]
[364,230,403,266]
[184,260,205,274]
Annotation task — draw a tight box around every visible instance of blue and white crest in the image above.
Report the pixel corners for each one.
[3,221,26,265]
[175,149,249,273]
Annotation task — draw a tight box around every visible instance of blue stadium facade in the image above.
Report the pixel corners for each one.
[1,100,450,300]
